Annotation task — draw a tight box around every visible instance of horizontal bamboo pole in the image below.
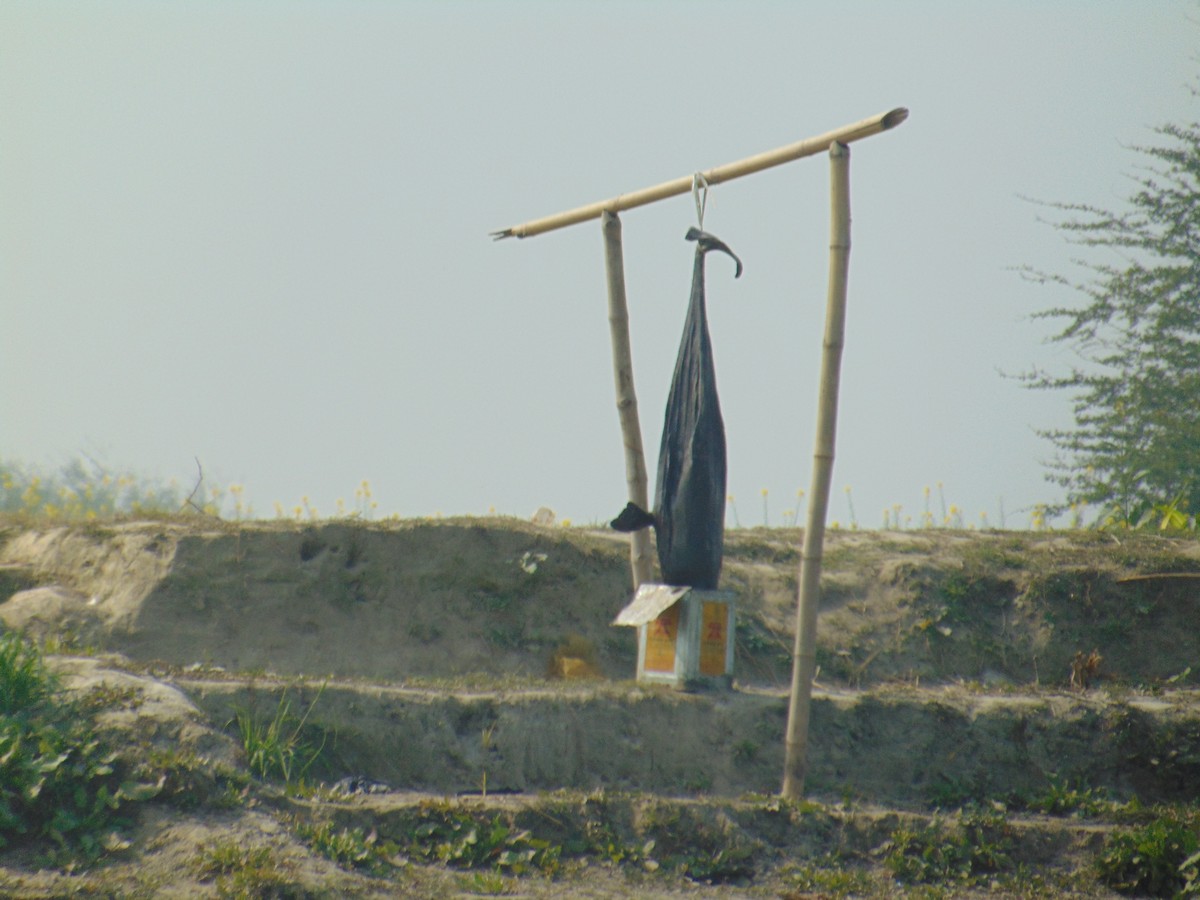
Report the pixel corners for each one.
[491,107,906,240]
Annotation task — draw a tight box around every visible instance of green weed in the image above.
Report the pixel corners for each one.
[0,628,59,714]
[195,839,296,896]
[407,800,561,876]
[884,803,1015,886]
[233,681,328,786]
[135,747,248,811]
[782,855,878,897]
[296,820,401,874]
[634,800,759,884]
[0,631,160,862]
[672,844,756,883]
[1096,806,1200,897]
[461,871,517,894]
[1021,775,1127,818]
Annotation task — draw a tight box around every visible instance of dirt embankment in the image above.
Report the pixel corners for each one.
[3,518,1200,897]
[4,518,1199,688]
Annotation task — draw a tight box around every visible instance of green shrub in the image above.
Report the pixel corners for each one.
[408,801,561,876]
[0,631,153,860]
[884,804,1014,885]
[1097,807,1200,897]
[1022,775,1128,818]
[297,820,401,874]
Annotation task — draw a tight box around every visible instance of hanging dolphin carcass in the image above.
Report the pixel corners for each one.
[611,227,742,589]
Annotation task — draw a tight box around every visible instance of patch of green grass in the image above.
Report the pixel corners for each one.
[195,839,297,897]
[0,628,59,714]
[460,871,517,895]
[137,747,249,811]
[782,855,879,897]
[233,681,329,786]
[925,775,989,810]
[958,540,1027,571]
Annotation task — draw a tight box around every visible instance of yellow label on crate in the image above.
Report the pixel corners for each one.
[699,601,728,676]
[644,604,679,673]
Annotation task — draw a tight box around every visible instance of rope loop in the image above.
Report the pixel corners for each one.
[691,172,709,229]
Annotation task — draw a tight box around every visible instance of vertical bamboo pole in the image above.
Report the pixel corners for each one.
[782,141,852,799]
[602,211,655,589]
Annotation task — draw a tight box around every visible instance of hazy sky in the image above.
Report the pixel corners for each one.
[3,2,1197,528]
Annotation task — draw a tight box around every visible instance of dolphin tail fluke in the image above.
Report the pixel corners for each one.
[610,502,656,532]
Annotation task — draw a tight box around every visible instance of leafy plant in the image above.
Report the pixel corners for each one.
[884,804,1015,885]
[297,820,400,874]
[1181,847,1200,897]
[407,801,561,876]
[783,855,878,897]
[632,801,759,884]
[1023,775,1123,818]
[1096,807,1200,897]
[0,631,157,861]
[673,844,756,884]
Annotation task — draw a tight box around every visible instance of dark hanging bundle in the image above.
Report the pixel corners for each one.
[612,227,742,589]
